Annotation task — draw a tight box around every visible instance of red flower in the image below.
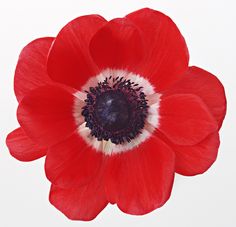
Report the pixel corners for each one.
[6,8,226,220]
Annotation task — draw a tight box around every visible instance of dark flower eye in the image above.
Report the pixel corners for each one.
[74,69,159,155]
[6,7,226,221]
[81,75,149,145]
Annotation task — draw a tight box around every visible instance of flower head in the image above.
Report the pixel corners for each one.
[6,8,226,221]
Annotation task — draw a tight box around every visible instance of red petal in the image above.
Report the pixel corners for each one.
[164,66,226,128]
[90,18,145,72]
[6,127,46,161]
[14,37,54,102]
[45,132,103,188]
[17,85,77,147]
[173,132,220,176]
[126,8,189,91]
[47,15,106,90]
[105,136,175,215]
[49,167,108,221]
[159,94,218,146]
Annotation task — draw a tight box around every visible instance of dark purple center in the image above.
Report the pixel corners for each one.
[81,76,149,144]
[95,91,130,131]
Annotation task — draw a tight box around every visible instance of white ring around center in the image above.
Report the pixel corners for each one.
[73,69,161,155]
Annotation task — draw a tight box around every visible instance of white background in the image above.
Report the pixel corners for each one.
[0,0,235,226]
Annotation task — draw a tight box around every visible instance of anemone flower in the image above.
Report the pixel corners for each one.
[6,8,226,221]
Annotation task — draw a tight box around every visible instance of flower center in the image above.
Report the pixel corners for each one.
[81,76,149,144]
[95,90,130,131]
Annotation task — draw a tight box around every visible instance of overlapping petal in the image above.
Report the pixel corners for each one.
[49,167,108,221]
[90,18,145,73]
[14,37,54,102]
[105,136,175,215]
[158,94,218,146]
[17,85,77,147]
[45,132,103,188]
[6,127,46,161]
[126,8,189,91]
[7,8,226,221]
[47,15,107,90]
[173,132,220,176]
[163,66,226,128]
